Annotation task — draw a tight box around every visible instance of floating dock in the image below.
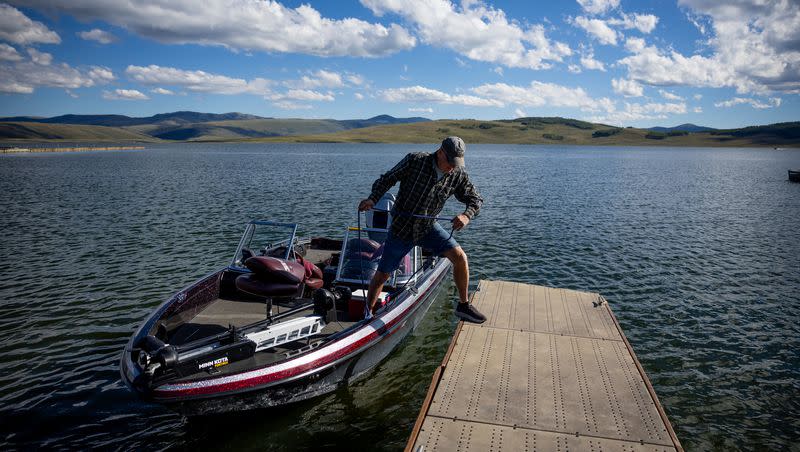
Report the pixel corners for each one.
[406,280,682,452]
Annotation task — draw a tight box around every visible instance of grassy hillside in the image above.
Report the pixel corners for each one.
[0,122,159,142]
[2,116,797,147]
[244,118,800,147]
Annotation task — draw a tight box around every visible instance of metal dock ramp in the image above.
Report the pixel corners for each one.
[406,280,682,452]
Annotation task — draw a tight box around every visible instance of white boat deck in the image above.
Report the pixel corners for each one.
[406,280,683,452]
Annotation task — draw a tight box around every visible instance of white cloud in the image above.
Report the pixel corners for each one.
[588,101,687,124]
[455,57,469,68]
[568,64,582,74]
[273,101,312,110]
[103,88,149,100]
[608,13,658,34]
[408,107,433,113]
[77,28,117,44]
[26,48,52,65]
[612,78,643,97]
[151,87,174,95]
[381,85,503,107]
[514,108,526,118]
[693,106,703,113]
[576,0,620,15]
[580,52,606,71]
[361,0,571,69]
[574,17,618,45]
[0,61,114,93]
[0,4,60,45]
[493,66,504,76]
[287,69,345,89]
[0,43,22,62]
[471,81,615,112]
[619,1,800,94]
[10,0,415,57]
[277,89,334,102]
[659,89,683,101]
[354,92,364,100]
[714,97,782,109]
[693,93,703,100]
[126,65,272,95]
[346,73,365,86]
[88,66,115,83]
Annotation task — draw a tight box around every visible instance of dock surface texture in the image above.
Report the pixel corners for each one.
[407,280,682,452]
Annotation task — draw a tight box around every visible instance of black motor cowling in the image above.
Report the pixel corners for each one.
[312,286,351,316]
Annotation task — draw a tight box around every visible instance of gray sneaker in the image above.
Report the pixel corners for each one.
[455,303,486,323]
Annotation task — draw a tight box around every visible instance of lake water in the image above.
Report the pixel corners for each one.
[1,143,799,450]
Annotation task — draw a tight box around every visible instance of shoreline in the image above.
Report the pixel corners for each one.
[0,145,146,154]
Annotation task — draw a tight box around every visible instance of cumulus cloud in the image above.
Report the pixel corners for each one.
[273,101,313,110]
[361,0,571,69]
[574,17,618,45]
[659,89,683,100]
[276,89,334,102]
[286,69,345,89]
[568,64,582,74]
[0,61,114,93]
[77,28,117,44]
[588,101,687,124]
[576,0,620,15]
[103,89,149,100]
[580,52,606,71]
[354,92,364,100]
[9,0,415,57]
[608,13,658,34]
[151,87,174,95]
[381,85,503,107]
[612,78,643,97]
[126,65,272,95]
[408,107,433,113]
[27,48,52,65]
[346,73,365,86]
[620,1,800,94]
[0,4,60,45]
[714,97,782,109]
[493,67,504,76]
[0,43,22,62]
[471,81,615,112]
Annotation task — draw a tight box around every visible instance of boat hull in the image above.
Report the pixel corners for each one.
[121,259,451,415]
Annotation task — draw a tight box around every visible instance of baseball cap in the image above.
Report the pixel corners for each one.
[441,136,465,168]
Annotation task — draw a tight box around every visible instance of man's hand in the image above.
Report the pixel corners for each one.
[452,214,470,231]
[358,199,375,212]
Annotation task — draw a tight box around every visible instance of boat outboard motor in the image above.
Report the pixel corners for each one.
[132,335,178,389]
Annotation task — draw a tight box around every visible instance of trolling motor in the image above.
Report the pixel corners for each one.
[313,286,351,317]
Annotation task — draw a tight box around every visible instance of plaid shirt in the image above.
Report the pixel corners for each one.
[369,152,483,242]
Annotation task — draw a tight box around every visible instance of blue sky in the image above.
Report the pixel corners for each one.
[0,0,798,128]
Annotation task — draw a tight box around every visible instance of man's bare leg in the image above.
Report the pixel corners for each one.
[367,270,391,313]
[443,246,469,303]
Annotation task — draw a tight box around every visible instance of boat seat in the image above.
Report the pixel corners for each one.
[235,274,300,298]
[235,255,324,298]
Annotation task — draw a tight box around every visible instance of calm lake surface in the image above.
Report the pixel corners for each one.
[1,143,799,450]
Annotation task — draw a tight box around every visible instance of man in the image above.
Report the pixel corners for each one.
[357,136,486,323]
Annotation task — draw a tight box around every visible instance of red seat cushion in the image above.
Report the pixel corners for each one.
[236,274,299,297]
[244,256,305,284]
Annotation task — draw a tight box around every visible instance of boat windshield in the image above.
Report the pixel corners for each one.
[335,226,419,287]
[230,221,298,269]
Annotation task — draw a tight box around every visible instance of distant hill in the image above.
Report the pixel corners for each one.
[648,123,716,133]
[0,111,431,141]
[245,118,800,148]
[1,113,797,147]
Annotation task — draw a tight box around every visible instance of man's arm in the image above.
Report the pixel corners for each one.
[367,153,412,204]
[453,174,483,221]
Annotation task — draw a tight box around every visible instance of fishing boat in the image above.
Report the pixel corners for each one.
[789,169,800,183]
[120,200,451,415]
